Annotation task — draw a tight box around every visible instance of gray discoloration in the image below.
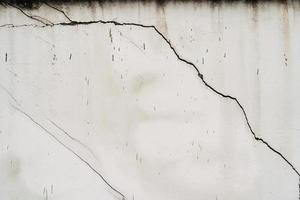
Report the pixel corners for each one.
[130,74,159,95]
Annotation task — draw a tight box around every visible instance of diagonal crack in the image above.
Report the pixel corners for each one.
[1,2,300,199]
[0,82,125,198]
[5,2,54,26]
[0,83,20,105]
[43,2,72,22]
[48,119,100,161]
[45,4,300,178]
[9,103,126,200]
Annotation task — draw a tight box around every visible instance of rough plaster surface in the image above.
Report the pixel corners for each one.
[0,1,300,200]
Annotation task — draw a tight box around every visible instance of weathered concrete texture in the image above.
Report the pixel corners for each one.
[0,1,300,200]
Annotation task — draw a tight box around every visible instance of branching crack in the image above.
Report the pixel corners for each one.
[5,2,54,25]
[1,2,300,199]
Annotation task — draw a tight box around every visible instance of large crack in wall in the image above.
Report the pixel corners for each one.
[1,1,300,200]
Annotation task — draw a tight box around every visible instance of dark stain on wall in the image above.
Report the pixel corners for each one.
[1,0,298,9]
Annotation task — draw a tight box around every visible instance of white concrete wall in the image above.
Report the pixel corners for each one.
[0,2,300,200]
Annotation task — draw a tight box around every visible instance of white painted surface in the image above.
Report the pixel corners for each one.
[0,2,299,200]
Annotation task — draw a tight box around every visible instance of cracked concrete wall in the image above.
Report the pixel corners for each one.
[0,1,300,200]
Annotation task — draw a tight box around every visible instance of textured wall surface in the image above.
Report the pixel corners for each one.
[0,1,300,200]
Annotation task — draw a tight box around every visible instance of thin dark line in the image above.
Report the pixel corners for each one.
[4,1,51,25]
[48,119,100,161]
[10,104,126,200]
[44,2,72,22]
[0,84,19,105]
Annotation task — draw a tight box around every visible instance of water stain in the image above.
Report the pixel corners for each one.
[130,73,159,95]
[155,3,169,37]
[0,154,41,200]
[5,0,297,10]
[282,3,290,58]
